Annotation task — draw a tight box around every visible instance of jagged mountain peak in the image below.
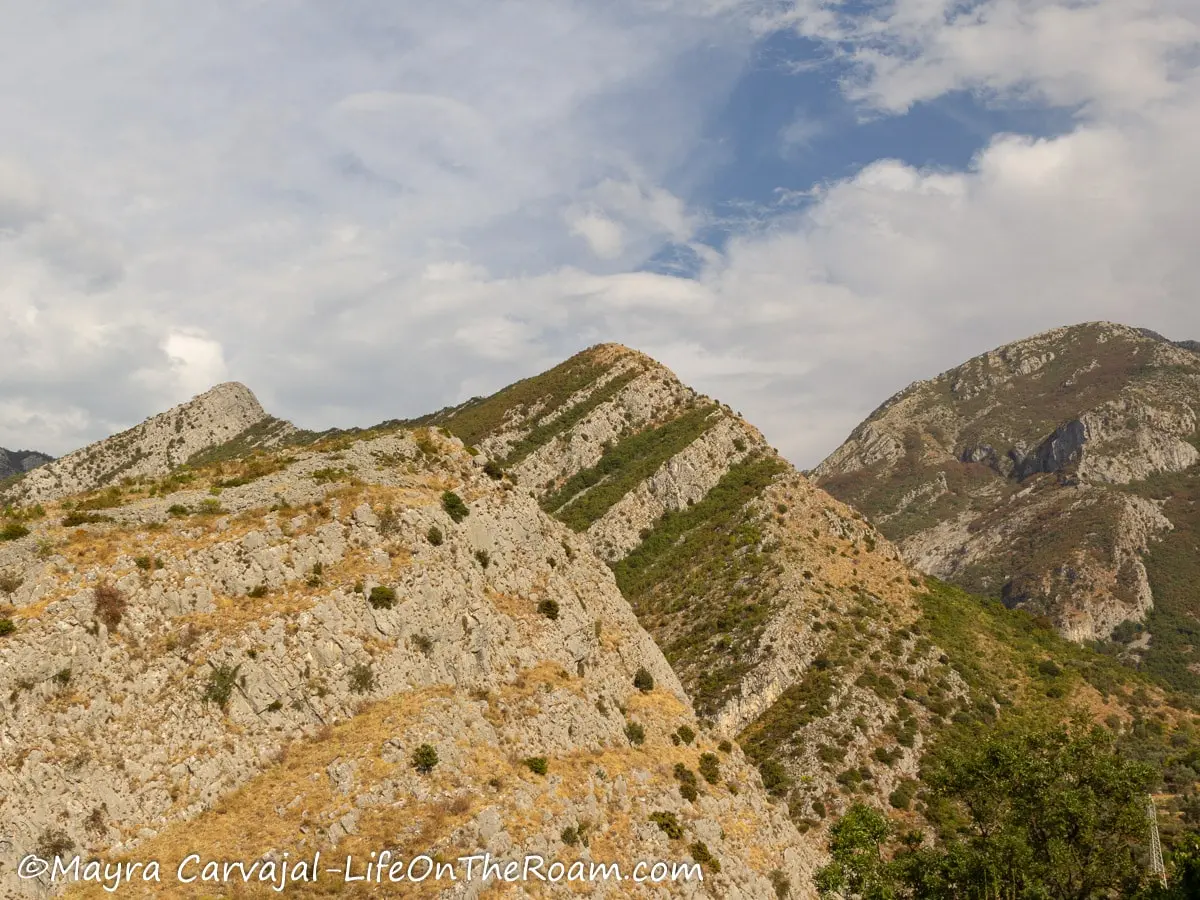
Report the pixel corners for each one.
[1,382,294,507]
[814,319,1200,688]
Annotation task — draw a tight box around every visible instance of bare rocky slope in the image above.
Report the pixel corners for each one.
[1,345,1194,899]
[812,321,1200,692]
[1,419,815,898]
[0,384,293,508]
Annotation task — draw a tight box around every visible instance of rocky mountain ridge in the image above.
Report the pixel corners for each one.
[813,321,1200,689]
[0,383,293,508]
[0,426,814,899]
[1,338,1193,899]
[420,341,1181,839]
[0,449,53,484]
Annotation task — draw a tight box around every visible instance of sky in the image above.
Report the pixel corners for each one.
[1,0,1198,467]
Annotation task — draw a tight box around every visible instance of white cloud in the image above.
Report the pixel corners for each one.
[567,211,626,259]
[0,0,1198,476]
[162,331,229,398]
[776,0,1200,115]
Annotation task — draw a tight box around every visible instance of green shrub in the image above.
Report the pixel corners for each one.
[62,512,112,526]
[0,522,30,541]
[412,744,439,774]
[134,555,153,570]
[770,869,791,898]
[561,826,579,846]
[538,598,559,620]
[426,526,444,546]
[1037,658,1063,678]
[633,667,655,692]
[649,811,683,840]
[0,618,15,637]
[441,491,469,523]
[349,663,376,694]
[483,459,504,480]
[624,722,646,746]
[369,586,397,609]
[248,584,268,598]
[889,779,919,810]
[718,739,733,754]
[167,503,190,517]
[689,841,720,872]
[524,756,549,776]
[413,633,434,654]
[203,663,242,708]
[198,498,224,515]
[676,725,696,745]
[758,759,793,797]
[698,752,721,784]
[474,549,490,569]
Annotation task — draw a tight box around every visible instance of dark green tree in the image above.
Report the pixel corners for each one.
[817,717,1166,899]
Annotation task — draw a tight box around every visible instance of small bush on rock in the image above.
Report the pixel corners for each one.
[203,663,242,709]
[441,491,469,523]
[369,586,397,609]
[412,744,439,774]
[93,581,127,631]
[349,663,376,694]
[0,522,29,541]
[633,667,654,692]
[649,811,683,840]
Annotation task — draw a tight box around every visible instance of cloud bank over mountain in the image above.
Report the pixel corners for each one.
[1,0,1197,465]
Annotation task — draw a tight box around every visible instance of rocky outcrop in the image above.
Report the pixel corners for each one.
[814,321,1200,644]
[1,384,293,507]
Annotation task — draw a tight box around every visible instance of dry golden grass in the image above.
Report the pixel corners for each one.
[65,666,769,899]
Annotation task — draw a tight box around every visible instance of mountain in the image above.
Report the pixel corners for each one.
[416,342,1194,837]
[0,398,816,897]
[813,321,1200,691]
[0,383,294,507]
[1,343,1195,898]
[0,448,53,483]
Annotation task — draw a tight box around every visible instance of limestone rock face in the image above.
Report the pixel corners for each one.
[0,426,818,898]
[1,383,292,507]
[813,321,1200,652]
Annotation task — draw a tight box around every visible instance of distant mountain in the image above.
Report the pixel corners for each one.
[0,383,294,506]
[0,447,53,482]
[814,321,1200,691]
